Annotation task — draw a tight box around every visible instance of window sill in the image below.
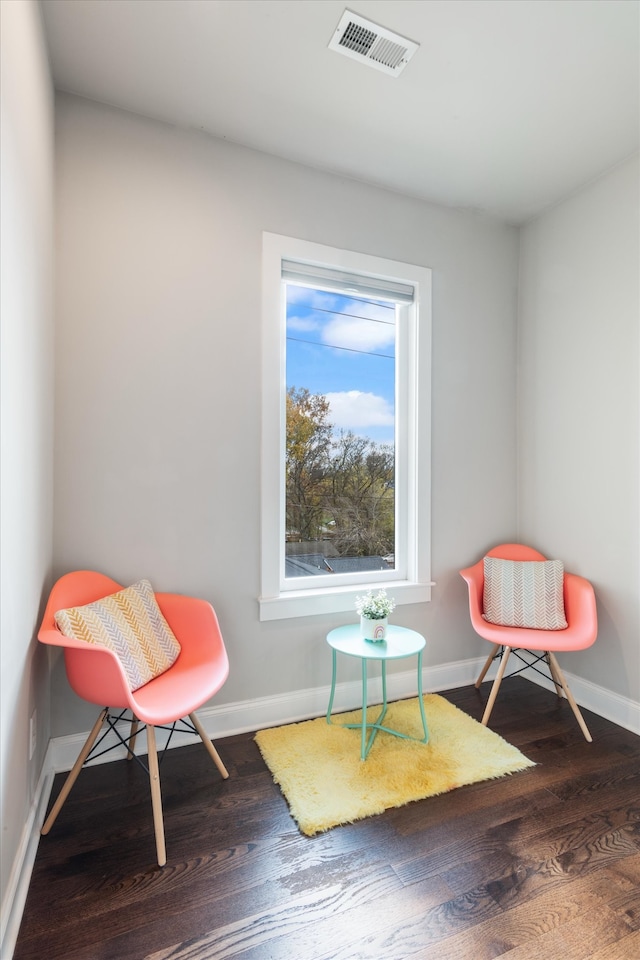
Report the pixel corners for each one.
[258,581,434,622]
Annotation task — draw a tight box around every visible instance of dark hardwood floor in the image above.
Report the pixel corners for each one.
[14,679,640,960]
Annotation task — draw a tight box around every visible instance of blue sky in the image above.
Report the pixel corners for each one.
[286,284,396,446]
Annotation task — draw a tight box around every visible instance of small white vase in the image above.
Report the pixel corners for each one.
[360,616,388,641]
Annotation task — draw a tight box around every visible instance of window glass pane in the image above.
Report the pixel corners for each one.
[285,281,396,579]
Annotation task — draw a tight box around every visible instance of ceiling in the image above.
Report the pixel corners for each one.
[40,0,639,224]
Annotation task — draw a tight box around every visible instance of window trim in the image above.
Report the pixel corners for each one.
[260,233,432,621]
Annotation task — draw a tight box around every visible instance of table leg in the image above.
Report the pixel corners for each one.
[326,648,338,724]
[361,658,368,760]
[326,644,428,760]
[365,653,428,749]
[416,649,429,743]
[362,661,390,760]
[381,660,388,714]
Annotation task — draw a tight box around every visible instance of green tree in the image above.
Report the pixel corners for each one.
[326,431,394,557]
[285,387,332,542]
[286,387,395,559]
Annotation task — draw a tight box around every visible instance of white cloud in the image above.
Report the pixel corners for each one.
[287,314,319,333]
[286,286,340,310]
[353,301,395,323]
[323,316,395,353]
[325,391,394,428]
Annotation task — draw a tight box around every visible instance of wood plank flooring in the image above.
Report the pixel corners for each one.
[14,679,640,960]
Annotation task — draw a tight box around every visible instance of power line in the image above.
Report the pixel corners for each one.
[286,336,394,360]
[286,288,396,320]
[292,304,396,325]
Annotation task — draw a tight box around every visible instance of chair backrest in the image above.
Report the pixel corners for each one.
[460,543,598,650]
[40,571,230,715]
[485,543,547,562]
[40,570,124,632]
[39,571,133,709]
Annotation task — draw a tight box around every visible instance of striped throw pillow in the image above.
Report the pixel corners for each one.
[55,579,181,691]
[483,558,568,630]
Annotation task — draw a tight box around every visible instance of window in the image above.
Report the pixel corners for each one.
[260,234,432,620]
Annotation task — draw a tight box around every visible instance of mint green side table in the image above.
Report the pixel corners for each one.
[326,623,429,760]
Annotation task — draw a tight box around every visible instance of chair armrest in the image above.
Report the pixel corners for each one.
[563,573,598,648]
[39,627,133,708]
[156,593,229,667]
[459,561,486,631]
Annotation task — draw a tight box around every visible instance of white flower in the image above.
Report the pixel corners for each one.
[355,589,396,620]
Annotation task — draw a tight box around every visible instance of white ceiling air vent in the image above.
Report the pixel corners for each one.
[328,9,418,77]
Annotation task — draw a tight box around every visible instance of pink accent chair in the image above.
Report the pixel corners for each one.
[459,544,598,742]
[38,571,230,865]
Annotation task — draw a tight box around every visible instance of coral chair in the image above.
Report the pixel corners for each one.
[38,571,230,865]
[459,544,597,741]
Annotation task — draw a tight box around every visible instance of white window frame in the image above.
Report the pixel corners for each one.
[260,233,432,621]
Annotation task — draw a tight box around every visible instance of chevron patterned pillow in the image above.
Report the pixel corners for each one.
[482,558,568,630]
[55,579,181,691]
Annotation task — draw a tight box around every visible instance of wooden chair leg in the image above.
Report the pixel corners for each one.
[42,708,108,835]
[189,712,229,779]
[146,725,166,866]
[546,653,564,699]
[476,643,501,688]
[547,653,592,743]
[127,717,139,759]
[481,646,512,726]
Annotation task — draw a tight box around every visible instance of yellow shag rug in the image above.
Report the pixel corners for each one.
[255,694,535,836]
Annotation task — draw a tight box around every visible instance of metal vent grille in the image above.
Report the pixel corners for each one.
[328,10,418,77]
[340,21,377,57]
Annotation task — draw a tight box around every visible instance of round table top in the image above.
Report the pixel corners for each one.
[326,623,426,661]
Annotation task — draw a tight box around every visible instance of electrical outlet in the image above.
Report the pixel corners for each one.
[29,710,37,760]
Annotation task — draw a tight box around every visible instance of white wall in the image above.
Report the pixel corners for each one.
[0,0,54,938]
[518,155,640,703]
[51,94,519,736]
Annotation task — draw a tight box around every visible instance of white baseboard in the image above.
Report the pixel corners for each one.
[47,655,489,772]
[36,656,640,774]
[520,666,640,735]
[4,657,638,960]
[0,765,54,960]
